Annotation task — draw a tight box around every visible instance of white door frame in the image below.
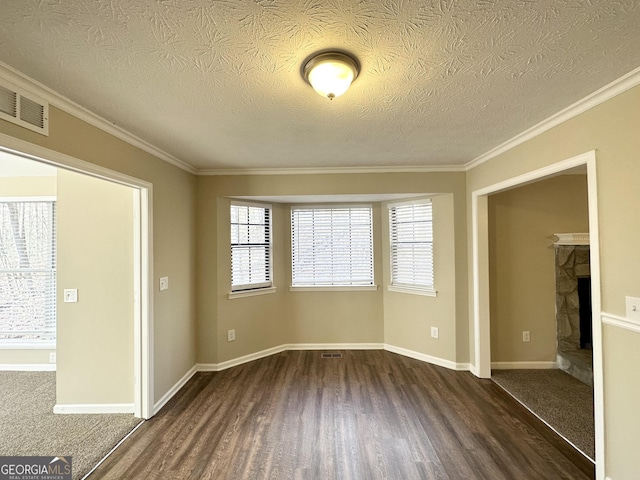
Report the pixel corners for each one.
[0,132,154,419]
[470,150,604,478]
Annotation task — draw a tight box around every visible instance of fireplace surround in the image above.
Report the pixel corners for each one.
[554,233,592,386]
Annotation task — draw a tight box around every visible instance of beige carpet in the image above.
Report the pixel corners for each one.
[0,371,142,479]
[491,369,595,461]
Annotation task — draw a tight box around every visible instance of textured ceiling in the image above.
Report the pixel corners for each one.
[1,0,640,172]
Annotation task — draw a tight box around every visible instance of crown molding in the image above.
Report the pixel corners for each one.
[197,164,466,176]
[466,65,640,171]
[3,61,639,178]
[0,62,197,175]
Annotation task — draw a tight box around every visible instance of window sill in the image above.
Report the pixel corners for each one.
[228,287,276,299]
[387,285,437,297]
[289,285,379,292]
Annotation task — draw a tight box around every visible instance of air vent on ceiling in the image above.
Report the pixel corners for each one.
[0,78,49,136]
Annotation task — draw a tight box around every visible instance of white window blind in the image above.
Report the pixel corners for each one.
[389,201,434,291]
[231,203,272,291]
[291,206,374,287]
[0,201,56,343]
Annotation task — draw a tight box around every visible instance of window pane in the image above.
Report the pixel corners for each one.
[0,201,56,342]
[389,202,433,289]
[231,204,272,291]
[291,206,373,286]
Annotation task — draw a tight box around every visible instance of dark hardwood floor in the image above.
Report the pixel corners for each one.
[91,350,594,479]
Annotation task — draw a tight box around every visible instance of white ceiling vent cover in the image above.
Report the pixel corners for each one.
[0,78,49,136]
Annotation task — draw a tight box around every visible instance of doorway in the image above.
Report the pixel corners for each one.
[0,137,153,419]
[471,150,604,477]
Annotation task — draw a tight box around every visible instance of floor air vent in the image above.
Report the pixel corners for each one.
[321,353,343,358]
[0,78,49,136]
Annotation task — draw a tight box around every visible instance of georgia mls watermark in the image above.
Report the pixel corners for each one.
[0,456,71,480]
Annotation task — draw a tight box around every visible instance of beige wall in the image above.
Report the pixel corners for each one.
[488,175,589,363]
[283,202,384,347]
[0,107,197,404]
[196,172,467,365]
[467,83,640,477]
[215,199,289,362]
[0,176,56,197]
[0,175,57,365]
[382,194,459,362]
[56,169,133,404]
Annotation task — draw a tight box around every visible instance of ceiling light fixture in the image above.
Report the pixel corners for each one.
[303,51,360,100]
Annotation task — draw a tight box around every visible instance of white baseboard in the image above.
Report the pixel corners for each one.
[285,342,384,351]
[198,343,384,372]
[491,361,558,370]
[153,364,197,415]
[53,403,134,414]
[0,363,56,371]
[159,343,467,420]
[197,345,287,372]
[384,344,470,371]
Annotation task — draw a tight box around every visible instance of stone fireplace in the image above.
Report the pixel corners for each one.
[554,233,592,386]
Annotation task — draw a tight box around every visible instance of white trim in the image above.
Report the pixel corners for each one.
[470,150,605,479]
[155,343,465,420]
[554,233,590,245]
[0,62,196,175]
[384,344,470,371]
[198,343,383,372]
[289,285,378,292]
[466,65,640,170]
[197,345,287,372]
[387,285,437,297]
[286,343,384,351]
[53,403,135,414]
[491,361,558,370]
[228,287,277,299]
[199,165,466,176]
[0,363,55,371]
[0,135,154,421]
[153,364,197,415]
[4,60,640,178]
[602,312,640,335]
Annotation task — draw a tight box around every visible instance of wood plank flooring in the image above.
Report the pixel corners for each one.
[91,351,595,479]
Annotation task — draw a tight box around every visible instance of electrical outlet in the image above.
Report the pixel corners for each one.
[159,276,169,291]
[63,289,78,303]
[625,296,640,320]
[49,352,56,364]
[522,331,531,342]
[227,329,236,342]
[430,327,439,339]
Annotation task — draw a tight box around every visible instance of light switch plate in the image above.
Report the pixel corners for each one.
[430,327,439,339]
[63,289,78,303]
[159,276,169,291]
[625,296,640,320]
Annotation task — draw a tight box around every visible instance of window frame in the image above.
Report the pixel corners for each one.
[387,198,436,297]
[229,201,274,296]
[290,204,376,291]
[0,196,57,347]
